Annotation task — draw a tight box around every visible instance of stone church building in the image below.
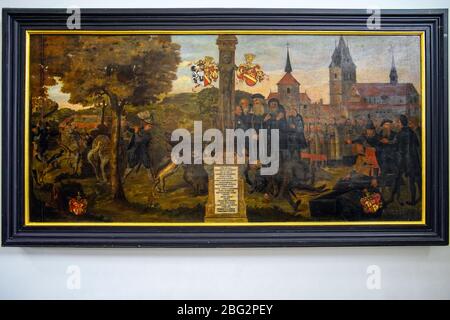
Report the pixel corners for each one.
[266,47,311,112]
[329,36,420,121]
[266,36,421,123]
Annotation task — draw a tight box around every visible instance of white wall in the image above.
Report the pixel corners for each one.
[1,0,449,300]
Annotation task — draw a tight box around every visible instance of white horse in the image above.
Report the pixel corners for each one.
[87,135,111,182]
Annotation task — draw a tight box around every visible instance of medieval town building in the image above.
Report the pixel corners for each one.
[329,36,357,107]
[265,36,421,125]
[59,113,112,132]
[328,36,420,122]
[262,36,421,164]
[266,46,312,112]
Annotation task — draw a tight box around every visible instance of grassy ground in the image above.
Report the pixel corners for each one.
[31,163,421,223]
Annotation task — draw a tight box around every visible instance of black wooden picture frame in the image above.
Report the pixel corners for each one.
[2,8,448,247]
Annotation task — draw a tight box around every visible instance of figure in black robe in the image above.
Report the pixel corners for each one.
[234,105,246,130]
[126,126,152,170]
[377,119,400,202]
[272,109,289,161]
[392,115,421,205]
[287,110,308,161]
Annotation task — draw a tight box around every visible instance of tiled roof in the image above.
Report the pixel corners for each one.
[346,103,418,111]
[300,92,311,103]
[354,83,418,97]
[277,72,300,86]
[266,91,311,104]
[267,92,279,100]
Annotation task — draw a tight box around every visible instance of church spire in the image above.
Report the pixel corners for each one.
[329,35,355,68]
[285,43,293,73]
[389,48,398,85]
[338,35,346,47]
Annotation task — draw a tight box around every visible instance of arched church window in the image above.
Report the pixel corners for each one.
[287,87,291,94]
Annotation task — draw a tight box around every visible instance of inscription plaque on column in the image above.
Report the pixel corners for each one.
[205,165,247,223]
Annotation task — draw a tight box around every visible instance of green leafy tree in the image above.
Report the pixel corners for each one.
[31,97,59,121]
[47,107,76,123]
[29,35,79,121]
[60,35,180,200]
[197,87,218,113]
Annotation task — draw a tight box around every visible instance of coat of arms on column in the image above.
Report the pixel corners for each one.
[236,53,266,86]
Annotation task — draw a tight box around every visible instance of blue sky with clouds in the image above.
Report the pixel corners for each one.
[48,34,421,108]
[172,34,421,103]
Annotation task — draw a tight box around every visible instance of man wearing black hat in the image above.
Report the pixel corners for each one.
[392,114,421,205]
[264,98,281,130]
[246,93,265,131]
[286,106,308,161]
[263,97,286,156]
[234,105,246,130]
[238,98,251,130]
[346,115,381,177]
[251,93,265,108]
[379,119,397,157]
[378,119,400,199]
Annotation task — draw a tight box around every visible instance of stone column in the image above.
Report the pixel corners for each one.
[216,35,238,133]
[205,35,247,223]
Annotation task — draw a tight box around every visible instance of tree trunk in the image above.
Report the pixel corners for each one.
[100,102,106,126]
[110,100,126,201]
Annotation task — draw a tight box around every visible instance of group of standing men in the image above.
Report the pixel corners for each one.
[347,114,422,206]
[233,93,422,207]
[234,94,308,162]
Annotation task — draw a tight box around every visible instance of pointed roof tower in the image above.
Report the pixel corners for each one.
[285,43,293,73]
[329,36,356,68]
[277,43,300,86]
[389,49,398,85]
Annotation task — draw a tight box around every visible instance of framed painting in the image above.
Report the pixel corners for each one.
[2,8,448,247]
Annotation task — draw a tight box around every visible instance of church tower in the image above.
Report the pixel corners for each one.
[329,36,356,106]
[277,45,301,110]
[389,51,398,85]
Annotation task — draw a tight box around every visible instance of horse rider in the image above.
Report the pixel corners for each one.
[124,111,153,179]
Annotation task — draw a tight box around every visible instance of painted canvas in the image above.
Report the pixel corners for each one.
[26,31,424,226]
